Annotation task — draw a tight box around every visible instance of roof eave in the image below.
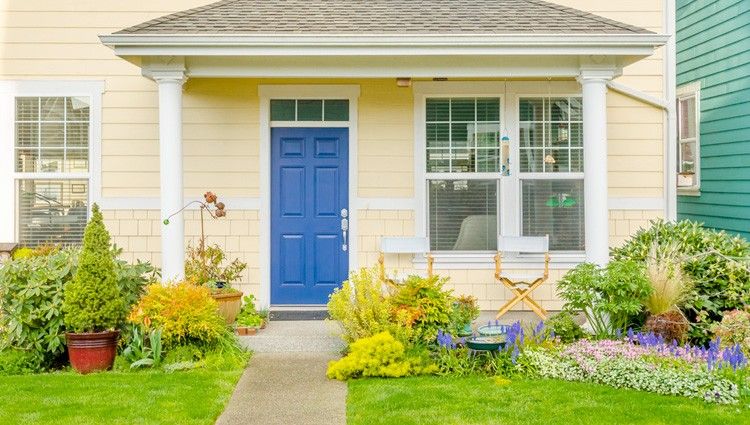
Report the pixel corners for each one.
[99,33,669,56]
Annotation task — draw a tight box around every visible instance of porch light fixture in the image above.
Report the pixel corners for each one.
[396,77,412,87]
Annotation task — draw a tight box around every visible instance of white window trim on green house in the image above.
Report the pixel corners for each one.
[676,81,701,195]
[0,80,104,246]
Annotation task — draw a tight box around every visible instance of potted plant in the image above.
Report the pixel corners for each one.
[63,204,125,373]
[235,295,268,335]
[450,295,480,337]
[166,191,247,323]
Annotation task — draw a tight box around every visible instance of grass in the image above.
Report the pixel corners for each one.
[0,369,243,425]
[348,376,750,425]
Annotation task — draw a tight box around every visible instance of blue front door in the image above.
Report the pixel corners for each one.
[271,127,349,305]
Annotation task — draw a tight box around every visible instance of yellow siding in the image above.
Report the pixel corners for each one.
[1,0,669,308]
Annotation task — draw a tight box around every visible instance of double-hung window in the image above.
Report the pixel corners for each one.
[676,84,700,190]
[518,97,585,251]
[13,96,91,246]
[425,97,507,251]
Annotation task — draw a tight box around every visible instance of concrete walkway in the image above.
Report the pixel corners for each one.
[216,321,347,425]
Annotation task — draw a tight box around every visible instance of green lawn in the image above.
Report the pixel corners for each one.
[0,369,243,425]
[348,376,750,425]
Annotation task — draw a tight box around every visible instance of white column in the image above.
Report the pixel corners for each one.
[154,71,186,282]
[578,70,614,266]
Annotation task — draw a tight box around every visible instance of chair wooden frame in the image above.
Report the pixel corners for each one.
[494,236,550,320]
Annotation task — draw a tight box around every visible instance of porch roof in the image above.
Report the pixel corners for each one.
[114,0,651,35]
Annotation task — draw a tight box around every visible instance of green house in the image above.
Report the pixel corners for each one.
[676,0,750,239]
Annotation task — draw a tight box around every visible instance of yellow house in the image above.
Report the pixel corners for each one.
[0,0,676,311]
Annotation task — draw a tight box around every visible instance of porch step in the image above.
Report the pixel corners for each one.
[268,310,330,321]
[238,320,345,353]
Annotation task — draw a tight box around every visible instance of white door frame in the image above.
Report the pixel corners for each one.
[258,84,360,308]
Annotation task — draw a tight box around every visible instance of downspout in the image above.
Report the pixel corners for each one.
[664,0,678,221]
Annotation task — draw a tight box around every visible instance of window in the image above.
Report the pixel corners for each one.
[425,97,505,251]
[14,96,90,246]
[519,97,585,251]
[676,85,700,189]
[270,99,349,121]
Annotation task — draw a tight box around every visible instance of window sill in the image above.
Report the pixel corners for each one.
[411,252,586,270]
[677,187,701,197]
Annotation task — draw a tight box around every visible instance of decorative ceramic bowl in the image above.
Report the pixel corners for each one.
[466,335,506,351]
[477,324,510,337]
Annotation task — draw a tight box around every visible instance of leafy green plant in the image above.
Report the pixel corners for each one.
[712,309,750,354]
[328,267,396,344]
[557,260,652,337]
[391,275,454,345]
[0,248,77,364]
[449,295,480,335]
[545,311,586,343]
[184,244,246,289]
[612,219,750,343]
[122,326,163,369]
[63,204,125,333]
[236,295,265,327]
[128,282,229,348]
[326,331,436,380]
[0,349,44,376]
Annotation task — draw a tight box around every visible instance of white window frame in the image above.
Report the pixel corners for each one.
[676,82,701,194]
[413,81,586,268]
[0,81,104,244]
[516,94,585,254]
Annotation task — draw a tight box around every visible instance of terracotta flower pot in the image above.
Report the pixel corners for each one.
[66,330,120,374]
[211,290,243,324]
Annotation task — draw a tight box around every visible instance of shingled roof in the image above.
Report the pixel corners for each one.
[116,0,651,35]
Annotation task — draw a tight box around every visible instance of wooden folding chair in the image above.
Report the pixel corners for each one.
[378,237,433,286]
[494,235,550,320]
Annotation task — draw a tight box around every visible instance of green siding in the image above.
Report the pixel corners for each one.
[676,0,750,240]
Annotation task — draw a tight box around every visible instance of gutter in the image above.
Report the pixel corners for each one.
[606,81,669,110]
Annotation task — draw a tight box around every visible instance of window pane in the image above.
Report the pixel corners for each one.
[18,179,88,247]
[519,123,543,148]
[476,98,500,122]
[450,98,475,122]
[520,149,543,173]
[323,100,349,121]
[40,149,64,172]
[66,149,89,173]
[16,122,38,147]
[65,97,90,121]
[426,98,450,122]
[270,99,295,121]
[679,97,696,139]
[16,98,38,121]
[426,123,450,148]
[66,122,89,148]
[680,141,696,173]
[519,97,583,174]
[40,97,64,121]
[40,122,64,147]
[522,179,584,251]
[16,149,39,172]
[297,99,323,121]
[519,98,544,121]
[548,98,569,121]
[426,149,451,173]
[429,180,497,251]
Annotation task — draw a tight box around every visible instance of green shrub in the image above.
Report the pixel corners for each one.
[712,309,750,354]
[449,295,480,335]
[391,275,454,345]
[128,282,229,348]
[63,204,124,332]
[0,248,76,364]
[184,243,247,288]
[326,332,436,380]
[546,311,586,343]
[0,349,44,376]
[611,219,750,343]
[328,268,396,344]
[557,260,652,337]
[236,295,266,327]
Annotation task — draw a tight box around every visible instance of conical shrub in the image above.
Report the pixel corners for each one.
[63,203,124,333]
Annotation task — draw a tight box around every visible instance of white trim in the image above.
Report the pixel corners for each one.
[258,84,360,308]
[665,0,678,219]
[100,33,668,59]
[97,196,261,211]
[676,82,701,194]
[608,197,665,210]
[0,80,104,244]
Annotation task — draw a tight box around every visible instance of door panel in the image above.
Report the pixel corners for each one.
[271,127,349,305]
